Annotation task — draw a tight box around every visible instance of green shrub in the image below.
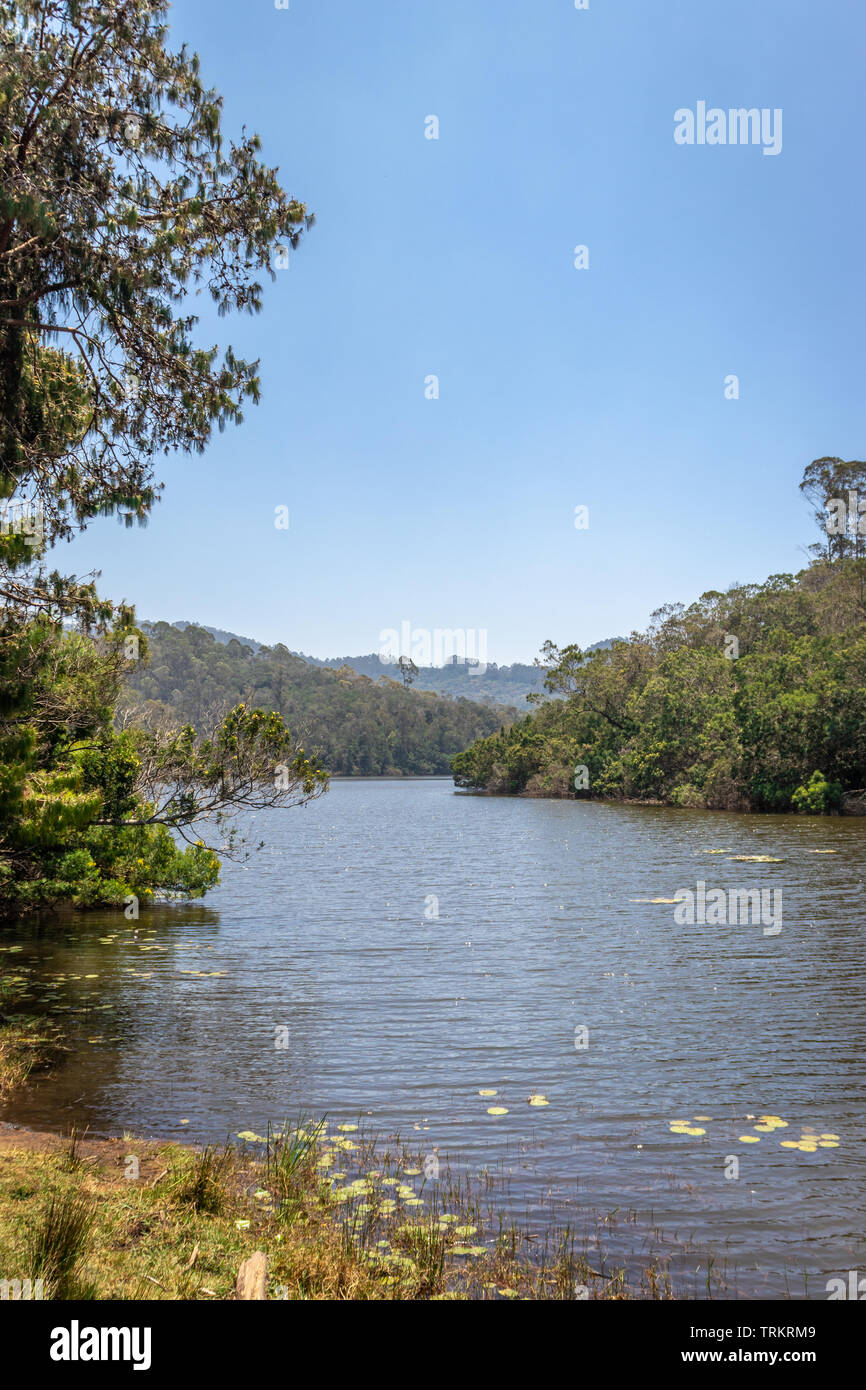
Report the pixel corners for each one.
[791,770,843,815]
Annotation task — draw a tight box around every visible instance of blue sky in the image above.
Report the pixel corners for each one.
[64,0,866,663]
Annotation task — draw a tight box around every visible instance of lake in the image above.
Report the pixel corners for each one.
[2,778,865,1297]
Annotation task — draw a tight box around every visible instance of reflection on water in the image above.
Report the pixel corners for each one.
[2,779,865,1297]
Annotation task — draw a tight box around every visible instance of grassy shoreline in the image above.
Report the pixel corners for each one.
[0,992,711,1302]
[0,1119,654,1301]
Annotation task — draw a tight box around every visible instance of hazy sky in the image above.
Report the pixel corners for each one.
[63,0,866,663]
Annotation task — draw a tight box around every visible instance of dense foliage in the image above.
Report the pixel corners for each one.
[0,613,327,914]
[0,2,324,915]
[124,623,517,777]
[453,515,866,814]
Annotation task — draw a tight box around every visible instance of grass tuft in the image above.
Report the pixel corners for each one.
[168,1142,234,1215]
[27,1188,96,1299]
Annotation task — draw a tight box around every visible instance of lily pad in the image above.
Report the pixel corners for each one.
[728,855,783,863]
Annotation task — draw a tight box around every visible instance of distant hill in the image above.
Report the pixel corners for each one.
[127,623,519,777]
[300,652,546,706]
[167,624,623,707]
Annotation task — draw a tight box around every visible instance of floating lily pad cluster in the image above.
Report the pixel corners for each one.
[477,1087,550,1115]
[666,1113,842,1153]
[668,1117,708,1137]
[780,1132,840,1152]
[478,1087,508,1115]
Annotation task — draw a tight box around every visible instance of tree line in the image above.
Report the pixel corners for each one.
[453,461,866,815]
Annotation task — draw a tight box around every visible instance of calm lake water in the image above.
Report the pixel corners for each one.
[3,779,865,1297]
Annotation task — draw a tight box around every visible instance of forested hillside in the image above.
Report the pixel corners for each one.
[168,627,625,705]
[452,463,866,814]
[125,623,516,776]
[169,627,552,705]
